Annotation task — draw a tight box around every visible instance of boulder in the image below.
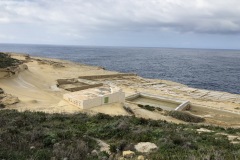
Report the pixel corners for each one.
[19,64,28,71]
[30,146,35,150]
[91,150,98,157]
[122,150,135,158]
[134,142,158,153]
[137,155,145,160]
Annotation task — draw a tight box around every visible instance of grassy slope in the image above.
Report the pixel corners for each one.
[0,110,239,160]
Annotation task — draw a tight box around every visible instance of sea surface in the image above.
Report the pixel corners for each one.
[0,43,240,94]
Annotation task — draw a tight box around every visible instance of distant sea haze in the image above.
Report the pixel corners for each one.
[1,44,240,94]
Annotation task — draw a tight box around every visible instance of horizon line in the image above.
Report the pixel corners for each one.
[0,42,240,51]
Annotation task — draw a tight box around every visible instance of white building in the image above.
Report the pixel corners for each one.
[63,85,125,109]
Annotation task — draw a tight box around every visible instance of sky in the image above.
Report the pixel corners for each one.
[0,0,240,49]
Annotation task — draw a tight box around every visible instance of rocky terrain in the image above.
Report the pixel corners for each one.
[0,52,28,78]
[0,88,19,108]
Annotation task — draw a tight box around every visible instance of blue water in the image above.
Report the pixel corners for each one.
[0,43,240,94]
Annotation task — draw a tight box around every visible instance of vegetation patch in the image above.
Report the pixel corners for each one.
[168,110,205,123]
[0,110,239,160]
[138,104,162,112]
[0,52,21,68]
[0,88,4,94]
[0,88,5,108]
[123,105,134,115]
[0,104,5,109]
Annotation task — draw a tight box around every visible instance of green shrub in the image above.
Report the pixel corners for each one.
[138,104,155,111]
[43,133,58,147]
[123,105,134,115]
[33,149,51,160]
[109,144,117,153]
[52,140,89,160]
[0,52,22,68]
[0,103,5,109]
[138,104,162,112]
[94,113,112,120]
[168,111,205,123]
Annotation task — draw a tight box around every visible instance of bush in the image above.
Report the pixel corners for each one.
[94,113,112,120]
[0,104,5,109]
[109,144,117,153]
[168,111,205,123]
[0,52,22,68]
[138,104,162,111]
[52,140,89,160]
[123,105,134,115]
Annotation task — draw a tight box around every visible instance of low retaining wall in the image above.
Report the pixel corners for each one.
[78,73,137,80]
[57,78,103,92]
[175,101,190,111]
[57,78,77,85]
[64,83,103,92]
[126,92,190,111]
[191,104,240,115]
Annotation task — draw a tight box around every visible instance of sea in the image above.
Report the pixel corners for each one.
[0,43,240,94]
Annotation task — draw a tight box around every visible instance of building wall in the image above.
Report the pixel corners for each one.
[82,96,102,109]
[63,95,84,108]
[63,91,125,109]
[82,91,125,109]
[101,91,125,104]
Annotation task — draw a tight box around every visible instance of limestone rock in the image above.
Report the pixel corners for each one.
[52,63,65,68]
[19,64,28,71]
[1,94,20,106]
[0,88,4,94]
[134,142,158,153]
[0,93,6,99]
[137,155,145,160]
[30,146,35,150]
[122,150,135,158]
[91,149,98,157]
[24,54,30,60]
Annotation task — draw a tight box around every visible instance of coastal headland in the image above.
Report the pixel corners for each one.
[0,52,240,127]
